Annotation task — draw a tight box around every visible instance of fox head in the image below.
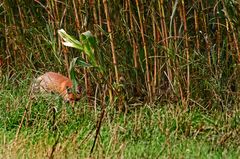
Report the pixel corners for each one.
[65,85,82,103]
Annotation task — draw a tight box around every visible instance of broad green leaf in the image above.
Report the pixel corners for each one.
[58,29,104,74]
[80,32,97,67]
[58,29,83,50]
[82,31,97,47]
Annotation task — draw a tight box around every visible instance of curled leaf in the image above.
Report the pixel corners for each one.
[58,29,83,50]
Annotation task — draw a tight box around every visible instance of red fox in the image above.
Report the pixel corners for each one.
[31,72,81,103]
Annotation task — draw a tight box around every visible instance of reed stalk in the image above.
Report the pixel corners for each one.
[221,0,240,62]
[136,0,152,103]
[158,0,172,90]
[128,0,138,69]
[180,0,190,104]
[151,8,157,98]
[193,1,200,52]
[102,0,119,83]
[200,0,211,66]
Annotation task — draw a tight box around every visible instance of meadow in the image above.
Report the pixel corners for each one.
[0,73,239,158]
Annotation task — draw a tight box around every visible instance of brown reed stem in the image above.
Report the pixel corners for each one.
[200,0,211,66]
[97,0,103,41]
[152,9,157,97]
[91,0,98,35]
[193,1,200,52]
[158,0,172,83]
[103,0,119,83]
[221,0,240,62]
[136,0,152,103]
[181,0,190,104]
[128,0,138,68]
[214,3,221,64]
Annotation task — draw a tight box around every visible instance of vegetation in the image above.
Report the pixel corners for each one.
[1,0,240,158]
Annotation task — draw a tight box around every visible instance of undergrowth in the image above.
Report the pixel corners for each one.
[0,72,239,158]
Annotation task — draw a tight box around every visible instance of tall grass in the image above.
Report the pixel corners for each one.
[1,0,240,109]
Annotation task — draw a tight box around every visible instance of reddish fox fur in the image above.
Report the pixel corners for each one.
[31,72,81,103]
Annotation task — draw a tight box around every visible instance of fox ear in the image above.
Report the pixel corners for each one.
[76,86,81,94]
[66,86,71,93]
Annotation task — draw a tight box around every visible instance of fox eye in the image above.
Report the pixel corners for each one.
[66,86,72,93]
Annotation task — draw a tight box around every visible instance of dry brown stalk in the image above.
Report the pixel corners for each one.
[193,1,200,52]
[128,0,138,69]
[200,0,211,66]
[135,0,152,103]
[103,0,119,83]
[97,0,103,41]
[221,0,240,62]
[73,0,81,31]
[226,20,230,61]
[180,0,190,104]
[214,4,221,64]
[91,0,98,35]
[16,1,25,32]
[158,0,172,87]
[152,10,157,98]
